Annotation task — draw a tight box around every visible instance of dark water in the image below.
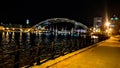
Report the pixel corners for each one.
[0,32,99,68]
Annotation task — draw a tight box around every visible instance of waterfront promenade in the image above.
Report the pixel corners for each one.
[32,35,120,68]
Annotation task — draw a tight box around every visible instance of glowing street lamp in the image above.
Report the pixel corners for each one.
[105,22,110,27]
[104,21,111,36]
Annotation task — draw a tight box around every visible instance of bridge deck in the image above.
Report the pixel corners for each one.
[32,35,120,68]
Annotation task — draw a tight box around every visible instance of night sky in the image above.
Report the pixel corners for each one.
[0,0,119,26]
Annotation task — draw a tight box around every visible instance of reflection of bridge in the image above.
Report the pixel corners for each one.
[30,18,88,33]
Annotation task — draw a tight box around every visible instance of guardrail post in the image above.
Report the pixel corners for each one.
[61,41,64,56]
[36,46,41,65]
[51,42,55,59]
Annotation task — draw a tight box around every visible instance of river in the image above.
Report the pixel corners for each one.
[0,32,98,68]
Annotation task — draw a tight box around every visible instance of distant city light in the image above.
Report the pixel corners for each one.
[111,18,114,20]
[111,15,118,21]
[1,22,3,25]
[111,17,118,20]
[26,19,29,24]
[115,17,118,20]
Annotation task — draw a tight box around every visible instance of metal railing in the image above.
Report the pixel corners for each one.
[0,34,109,68]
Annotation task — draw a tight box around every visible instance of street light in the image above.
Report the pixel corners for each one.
[104,21,111,36]
[105,22,110,27]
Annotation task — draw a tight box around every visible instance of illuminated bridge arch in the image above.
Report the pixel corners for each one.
[31,18,88,31]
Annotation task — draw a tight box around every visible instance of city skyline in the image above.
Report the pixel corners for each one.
[0,0,119,26]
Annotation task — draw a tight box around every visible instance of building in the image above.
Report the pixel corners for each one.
[93,17,102,28]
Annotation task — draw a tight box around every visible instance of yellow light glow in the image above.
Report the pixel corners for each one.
[12,28,15,30]
[3,28,5,30]
[106,30,108,32]
[105,22,110,27]
[6,27,9,30]
[109,28,112,30]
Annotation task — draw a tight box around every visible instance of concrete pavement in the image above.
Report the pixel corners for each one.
[32,35,120,68]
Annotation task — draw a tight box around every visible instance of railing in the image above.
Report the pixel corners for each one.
[0,33,109,68]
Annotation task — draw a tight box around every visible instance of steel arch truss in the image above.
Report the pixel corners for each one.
[31,18,88,30]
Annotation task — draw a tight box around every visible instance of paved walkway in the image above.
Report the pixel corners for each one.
[32,35,120,68]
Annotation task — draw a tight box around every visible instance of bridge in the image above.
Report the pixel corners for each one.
[30,18,88,33]
[0,18,89,33]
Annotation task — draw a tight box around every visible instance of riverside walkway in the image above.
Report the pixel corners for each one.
[32,35,120,68]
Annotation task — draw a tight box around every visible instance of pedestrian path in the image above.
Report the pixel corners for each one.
[32,35,120,68]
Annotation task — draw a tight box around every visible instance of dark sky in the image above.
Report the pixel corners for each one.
[0,0,119,26]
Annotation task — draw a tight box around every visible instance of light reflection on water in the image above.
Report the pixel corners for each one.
[0,32,98,68]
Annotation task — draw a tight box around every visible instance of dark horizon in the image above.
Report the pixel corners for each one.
[0,0,119,27]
